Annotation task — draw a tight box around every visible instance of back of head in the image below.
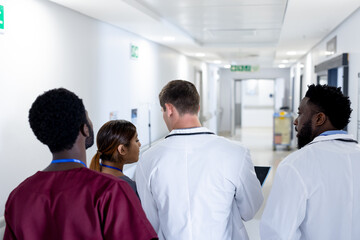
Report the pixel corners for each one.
[305,84,352,129]
[28,88,86,153]
[89,120,136,172]
[159,80,200,115]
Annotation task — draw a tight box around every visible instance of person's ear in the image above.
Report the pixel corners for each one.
[314,112,326,126]
[80,123,90,137]
[164,103,174,117]
[117,144,127,156]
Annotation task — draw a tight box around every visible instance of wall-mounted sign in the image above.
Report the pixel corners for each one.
[0,5,4,31]
[131,108,138,125]
[109,111,118,120]
[130,44,139,59]
[230,65,260,72]
[326,36,337,56]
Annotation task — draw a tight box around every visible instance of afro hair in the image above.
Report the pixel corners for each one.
[28,88,87,153]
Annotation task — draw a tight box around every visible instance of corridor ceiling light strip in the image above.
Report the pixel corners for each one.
[162,36,175,41]
[195,53,205,57]
[286,51,297,56]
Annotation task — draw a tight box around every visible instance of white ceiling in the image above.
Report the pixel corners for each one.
[49,0,360,68]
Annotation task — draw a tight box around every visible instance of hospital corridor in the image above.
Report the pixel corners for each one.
[1,0,360,239]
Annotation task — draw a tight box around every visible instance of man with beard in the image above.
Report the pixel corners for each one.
[260,84,360,239]
[4,88,157,240]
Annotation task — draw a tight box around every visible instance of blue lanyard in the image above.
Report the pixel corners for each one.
[100,163,122,172]
[51,159,87,168]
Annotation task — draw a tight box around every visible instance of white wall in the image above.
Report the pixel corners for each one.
[290,62,304,116]
[202,64,219,132]
[0,0,205,215]
[218,67,290,133]
[274,77,285,111]
[293,7,360,137]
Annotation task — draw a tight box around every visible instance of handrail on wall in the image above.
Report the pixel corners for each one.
[0,215,5,239]
[0,216,5,228]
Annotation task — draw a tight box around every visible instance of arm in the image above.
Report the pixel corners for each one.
[101,181,158,240]
[260,164,307,240]
[3,199,16,240]
[135,162,160,233]
[3,222,16,240]
[235,149,264,221]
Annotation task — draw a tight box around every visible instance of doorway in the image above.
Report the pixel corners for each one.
[232,79,275,135]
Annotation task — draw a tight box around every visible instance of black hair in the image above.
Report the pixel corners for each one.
[159,80,200,115]
[28,88,87,153]
[305,84,352,129]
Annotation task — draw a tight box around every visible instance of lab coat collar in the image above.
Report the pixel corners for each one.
[309,133,357,145]
[166,127,214,139]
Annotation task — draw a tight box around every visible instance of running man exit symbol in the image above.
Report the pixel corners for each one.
[130,44,139,59]
[0,5,4,30]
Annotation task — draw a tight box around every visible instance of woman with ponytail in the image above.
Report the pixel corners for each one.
[90,120,141,197]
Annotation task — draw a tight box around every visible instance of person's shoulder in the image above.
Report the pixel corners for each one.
[278,145,313,170]
[83,168,128,185]
[141,139,169,160]
[211,135,249,152]
[119,175,135,185]
[84,169,137,196]
[48,168,127,196]
[6,172,42,201]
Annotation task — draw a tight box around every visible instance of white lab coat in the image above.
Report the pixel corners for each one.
[260,133,360,240]
[135,127,263,240]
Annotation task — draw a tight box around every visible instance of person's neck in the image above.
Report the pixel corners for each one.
[172,114,201,130]
[314,123,337,138]
[101,160,124,177]
[43,144,87,172]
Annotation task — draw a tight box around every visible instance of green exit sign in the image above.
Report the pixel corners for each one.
[230,65,259,72]
[130,44,139,59]
[0,5,4,30]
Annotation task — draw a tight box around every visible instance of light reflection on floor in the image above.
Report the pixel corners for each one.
[225,127,295,240]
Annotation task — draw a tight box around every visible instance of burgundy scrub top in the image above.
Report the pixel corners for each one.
[4,167,157,240]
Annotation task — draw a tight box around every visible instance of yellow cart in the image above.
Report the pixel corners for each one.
[273,111,293,150]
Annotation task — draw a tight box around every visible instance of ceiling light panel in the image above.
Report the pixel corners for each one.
[135,0,287,45]
[204,28,281,44]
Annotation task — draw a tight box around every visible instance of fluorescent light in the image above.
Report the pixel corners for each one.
[281,59,289,63]
[278,64,286,68]
[213,60,222,64]
[286,51,297,56]
[195,53,205,57]
[162,36,175,41]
